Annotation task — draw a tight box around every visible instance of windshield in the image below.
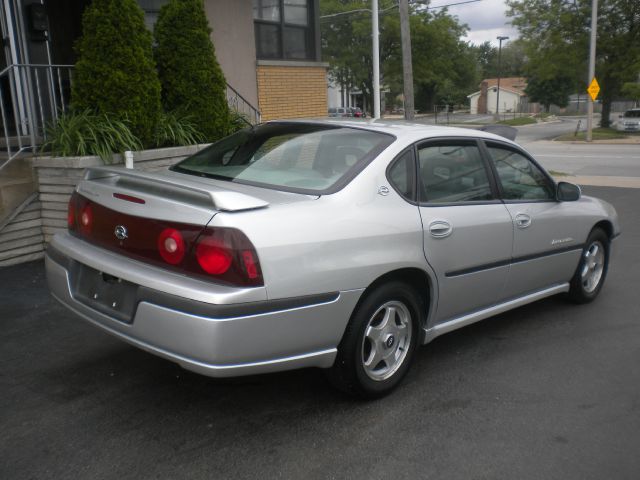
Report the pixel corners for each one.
[172,123,394,194]
[623,110,640,118]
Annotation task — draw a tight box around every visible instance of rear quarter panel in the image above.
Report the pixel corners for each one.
[208,144,432,300]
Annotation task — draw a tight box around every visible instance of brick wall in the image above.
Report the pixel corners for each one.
[257,64,328,121]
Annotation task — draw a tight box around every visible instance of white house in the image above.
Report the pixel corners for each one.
[468,77,528,115]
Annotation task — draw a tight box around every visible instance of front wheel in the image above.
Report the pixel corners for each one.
[568,228,610,303]
[327,282,421,398]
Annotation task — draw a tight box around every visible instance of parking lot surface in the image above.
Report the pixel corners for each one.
[2,186,639,480]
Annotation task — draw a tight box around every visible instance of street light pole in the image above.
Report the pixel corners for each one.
[495,36,509,120]
[372,0,381,119]
[586,0,598,142]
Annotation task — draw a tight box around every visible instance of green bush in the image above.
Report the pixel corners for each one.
[154,0,230,141]
[228,109,251,134]
[43,110,142,163]
[72,0,161,145]
[154,112,205,148]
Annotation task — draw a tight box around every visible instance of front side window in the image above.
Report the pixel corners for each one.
[253,0,314,60]
[417,142,493,204]
[173,124,394,194]
[486,144,555,201]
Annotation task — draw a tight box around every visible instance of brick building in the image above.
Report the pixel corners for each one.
[0,0,328,148]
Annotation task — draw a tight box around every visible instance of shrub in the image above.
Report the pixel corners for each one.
[154,0,230,141]
[154,112,205,147]
[43,110,142,163]
[72,0,161,145]
[228,109,251,134]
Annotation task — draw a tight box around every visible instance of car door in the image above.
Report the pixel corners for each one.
[482,141,584,298]
[416,139,514,324]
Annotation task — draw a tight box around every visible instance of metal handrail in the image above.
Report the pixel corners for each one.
[226,83,261,125]
[1,63,74,167]
[1,64,261,168]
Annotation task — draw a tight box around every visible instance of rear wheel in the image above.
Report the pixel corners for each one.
[327,281,421,398]
[568,228,610,303]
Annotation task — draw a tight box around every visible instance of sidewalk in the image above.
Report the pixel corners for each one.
[552,174,640,189]
[558,136,640,145]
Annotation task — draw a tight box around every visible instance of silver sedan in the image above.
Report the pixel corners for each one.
[46,121,619,398]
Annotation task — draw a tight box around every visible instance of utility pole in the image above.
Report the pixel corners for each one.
[586,0,598,142]
[372,0,381,119]
[495,36,509,121]
[399,0,414,120]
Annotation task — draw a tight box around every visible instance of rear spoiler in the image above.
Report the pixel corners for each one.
[82,166,269,212]
[479,125,518,141]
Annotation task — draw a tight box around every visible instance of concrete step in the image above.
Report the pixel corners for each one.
[0,155,34,181]
[0,155,37,225]
[0,180,37,224]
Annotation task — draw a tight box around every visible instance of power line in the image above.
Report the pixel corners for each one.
[320,0,482,20]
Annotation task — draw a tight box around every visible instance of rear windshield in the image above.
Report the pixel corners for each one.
[623,110,640,118]
[172,123,394,194]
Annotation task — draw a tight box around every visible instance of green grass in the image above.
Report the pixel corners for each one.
[555,127,627,141]
[534,112,553,119]
[497,116,537,126]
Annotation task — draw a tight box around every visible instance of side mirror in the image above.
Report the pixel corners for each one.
[557,181,581,201]
[619,114,623,118]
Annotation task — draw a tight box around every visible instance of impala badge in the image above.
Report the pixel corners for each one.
[551,237,573,246]
[114,225,128,241]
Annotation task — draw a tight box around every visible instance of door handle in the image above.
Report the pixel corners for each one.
[515,213,532,229]
[429,220,452,238]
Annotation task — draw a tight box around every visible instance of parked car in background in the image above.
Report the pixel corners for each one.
[349,107,365,118]
[46,121,619,398]
[616,109,640,132]
[328,107,348,118]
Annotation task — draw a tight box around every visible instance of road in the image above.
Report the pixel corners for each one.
[2,187,639,479]
[527,142,640,178]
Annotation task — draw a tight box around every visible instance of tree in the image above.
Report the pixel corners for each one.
[621,82,640,106]
[321,0,478,112]
[525,75,573,112]
[507,0,640,127]
[154,0,230,141]
[72,0,161,145]
[472,40,527,80]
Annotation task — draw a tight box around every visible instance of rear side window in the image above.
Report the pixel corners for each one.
[388,148,415,201]
[173,124,394,194]
[417,142,493,203]
[485,144,555,201]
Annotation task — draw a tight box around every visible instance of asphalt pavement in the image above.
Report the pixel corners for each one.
[2,186,640,480]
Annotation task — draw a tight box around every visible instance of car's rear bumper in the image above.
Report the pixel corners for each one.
[46,234,363,378]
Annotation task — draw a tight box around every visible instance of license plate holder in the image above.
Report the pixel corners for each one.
[71,263,138,323]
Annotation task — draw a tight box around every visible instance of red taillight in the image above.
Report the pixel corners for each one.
[67,195,77,229]
[196,236,233,274]
[113,192,146,204]
[242,250,259,279]
[67,193,263,286]
[157,228,186,265]
[79,203,93,235]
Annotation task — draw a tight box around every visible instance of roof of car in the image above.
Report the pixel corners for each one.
[268,119,518,145]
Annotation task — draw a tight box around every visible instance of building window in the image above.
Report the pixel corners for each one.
[253,0,314,60]
[137,0,167,30]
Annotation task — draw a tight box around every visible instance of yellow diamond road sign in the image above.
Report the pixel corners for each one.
[587,78,600,101]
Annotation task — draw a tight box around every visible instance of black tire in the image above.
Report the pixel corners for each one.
[568,228,610,304]
[327,281,421,399]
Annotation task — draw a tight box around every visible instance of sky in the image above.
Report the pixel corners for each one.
[439,0,519,46]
